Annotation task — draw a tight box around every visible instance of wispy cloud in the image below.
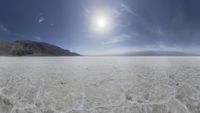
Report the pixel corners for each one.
[103,34,131,45]
[103,38,122,45]
[34,36,41,41]
[120,3,137,17]
[110,8,122,16]
[38,17,45,23]
[0,25,9,33]
[50,23,54,26]
[151,25,165,36]
[84,7,91,15]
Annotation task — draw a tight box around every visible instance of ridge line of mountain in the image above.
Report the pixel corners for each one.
[0,40,80,56]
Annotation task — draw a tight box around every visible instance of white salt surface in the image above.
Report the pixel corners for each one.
[0,57,200,113]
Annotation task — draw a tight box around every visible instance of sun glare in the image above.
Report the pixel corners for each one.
[91,11,113,34]
[96,16,108,29]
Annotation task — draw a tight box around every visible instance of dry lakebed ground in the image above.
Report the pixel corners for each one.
[0,57,200,113]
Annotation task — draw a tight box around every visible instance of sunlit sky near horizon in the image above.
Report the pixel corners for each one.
[0,0,200,55]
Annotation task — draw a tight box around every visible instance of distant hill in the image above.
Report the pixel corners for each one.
[116,50,199,56]
[0,40,80,56]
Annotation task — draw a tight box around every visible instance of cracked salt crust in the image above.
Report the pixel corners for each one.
[0,57,200,113]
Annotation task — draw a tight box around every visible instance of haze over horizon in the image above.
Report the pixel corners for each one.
[0,0,200,55]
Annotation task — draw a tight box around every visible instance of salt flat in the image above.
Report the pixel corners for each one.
[0,57,200,113]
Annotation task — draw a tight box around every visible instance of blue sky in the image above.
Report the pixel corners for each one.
[0,0,200,54]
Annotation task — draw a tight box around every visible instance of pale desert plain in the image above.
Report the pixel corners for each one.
[0,57,200,113]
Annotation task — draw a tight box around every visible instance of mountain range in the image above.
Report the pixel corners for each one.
[0,40,80,56]
[115,50,199,56]
[0,40,199,56]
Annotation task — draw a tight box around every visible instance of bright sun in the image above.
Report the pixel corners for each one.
[96,16,108,29]
[91,11,113,34]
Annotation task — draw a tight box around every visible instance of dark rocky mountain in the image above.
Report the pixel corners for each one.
[120,51,199,56]
[0,40,80,56]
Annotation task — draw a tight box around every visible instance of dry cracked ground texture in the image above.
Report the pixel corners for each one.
[0,57,200,113]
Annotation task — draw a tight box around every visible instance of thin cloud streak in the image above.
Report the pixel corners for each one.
[120,3,137,17]
[0,25,9,33]
[103,38,122,45]
[102,34,131,45]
